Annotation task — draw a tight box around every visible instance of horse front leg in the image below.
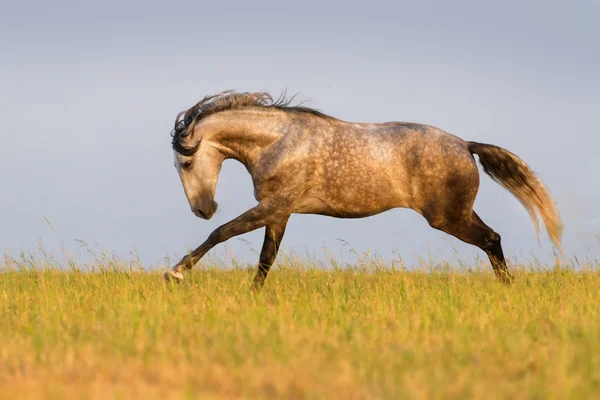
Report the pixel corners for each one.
[251,219,289,291]
[164,202,289,283]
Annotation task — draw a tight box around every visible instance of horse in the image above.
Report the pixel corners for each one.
[165,91,563,289]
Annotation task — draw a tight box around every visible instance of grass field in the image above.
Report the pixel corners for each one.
[1,252,599,399]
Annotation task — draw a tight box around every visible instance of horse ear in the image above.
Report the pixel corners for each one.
[180,105,201,139]
[172,121,201,156]
[185,119,198,140]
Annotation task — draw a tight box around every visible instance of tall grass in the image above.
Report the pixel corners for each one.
[0,251,599,399]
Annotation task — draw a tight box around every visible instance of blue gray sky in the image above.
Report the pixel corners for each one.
[1,0,599,268]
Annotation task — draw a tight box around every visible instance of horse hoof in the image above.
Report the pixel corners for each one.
[164,270,184,283]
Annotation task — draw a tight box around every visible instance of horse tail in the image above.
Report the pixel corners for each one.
[468,141,563,251]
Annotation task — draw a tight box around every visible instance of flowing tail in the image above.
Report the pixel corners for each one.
[468,141,564,251]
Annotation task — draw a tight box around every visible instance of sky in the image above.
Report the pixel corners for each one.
[1,0,599,270]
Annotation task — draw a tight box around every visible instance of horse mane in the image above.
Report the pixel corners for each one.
[171,91,331,155]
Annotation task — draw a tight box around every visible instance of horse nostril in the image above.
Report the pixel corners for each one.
[195,209,207,219]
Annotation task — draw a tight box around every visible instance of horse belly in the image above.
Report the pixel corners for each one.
[294,168,409,218]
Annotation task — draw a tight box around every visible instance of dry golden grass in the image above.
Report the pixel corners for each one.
[1,253,599,399]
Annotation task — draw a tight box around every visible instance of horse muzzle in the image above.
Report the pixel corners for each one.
[192,200,218,220]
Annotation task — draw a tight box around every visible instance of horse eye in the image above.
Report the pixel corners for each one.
[182,161,193,170]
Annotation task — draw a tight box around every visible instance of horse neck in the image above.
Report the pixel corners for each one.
[209,109,288,171]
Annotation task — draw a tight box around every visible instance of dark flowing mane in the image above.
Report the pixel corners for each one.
[171,91,330,155]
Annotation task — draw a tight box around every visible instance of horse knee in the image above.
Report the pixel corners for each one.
[482,231,502,252]
[489,231,501,245]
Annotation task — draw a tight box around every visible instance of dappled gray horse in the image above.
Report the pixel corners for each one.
[165,91,562,288]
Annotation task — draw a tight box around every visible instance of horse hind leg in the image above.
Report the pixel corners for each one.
[427,210,513,284]
[469,212,513,283]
